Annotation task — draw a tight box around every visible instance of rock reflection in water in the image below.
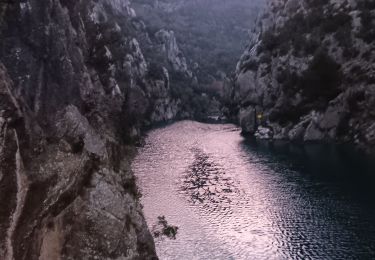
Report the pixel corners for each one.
[181,148,239,205]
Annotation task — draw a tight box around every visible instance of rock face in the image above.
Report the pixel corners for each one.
[0,0,195,258]
[155,29,192,77]
[133,0,264,85]
[233,0,375,153]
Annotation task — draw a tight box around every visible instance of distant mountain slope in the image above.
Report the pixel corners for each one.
[133,0,264,85]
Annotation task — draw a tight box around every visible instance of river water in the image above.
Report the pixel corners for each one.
[132,121,375,259]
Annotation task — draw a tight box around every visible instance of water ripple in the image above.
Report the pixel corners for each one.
[180,147,240,206]
[132,121,375,260]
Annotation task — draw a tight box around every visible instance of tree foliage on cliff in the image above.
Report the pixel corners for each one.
[133,0,263,84]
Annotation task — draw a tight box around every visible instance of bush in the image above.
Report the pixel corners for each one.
[357,10,375,43]
[277,69,300,94]
[347,90,365,111]
[268,105,307,125]
[304,39,320,55]
[306,0,327,8]
[299,50,341,102]
[357,0,375,10]
[259,52,272,64]
[243,59,259,71]
[261,30,279,52]
[321,12,352,34]
[147,62,164,81]
[342,47,359,59]
[334,23,352,48]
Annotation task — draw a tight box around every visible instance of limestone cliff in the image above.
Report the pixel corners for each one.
[234,0,375,153]
[133,0,263,82]
[0,0,189,258]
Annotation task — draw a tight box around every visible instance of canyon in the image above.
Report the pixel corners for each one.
[0,0,375,259]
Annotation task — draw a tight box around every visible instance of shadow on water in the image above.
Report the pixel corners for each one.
[241,137,375,204]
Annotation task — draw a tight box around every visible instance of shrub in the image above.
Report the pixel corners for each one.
[299,50,341,102]
[268,105,306,125]
[306,0,327,8]
[261,30,279,52]
[277,69,299,94]
[357,0,375,10]
[321,12,352,34]
[147,62,164,81]
[259,52,272,64]
[243,59,259,71]
[304,39,320,55]
[334,24,352,48]
[342,47,359,59]
[357,10,375,43]
[347,90,365,111]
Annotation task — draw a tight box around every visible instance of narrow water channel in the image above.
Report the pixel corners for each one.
[132,121,375,260]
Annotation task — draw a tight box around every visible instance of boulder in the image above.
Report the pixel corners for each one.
[239,107,257,134]
[304,121,325,141]
[255,126,273,139]
[236,70,261,105]
[288,115,312,141]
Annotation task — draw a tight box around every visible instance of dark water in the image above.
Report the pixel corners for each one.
[132,121,375,259]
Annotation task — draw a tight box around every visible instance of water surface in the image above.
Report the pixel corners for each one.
[132,121,375,259]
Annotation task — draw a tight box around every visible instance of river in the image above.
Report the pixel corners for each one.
[132,121,375,259]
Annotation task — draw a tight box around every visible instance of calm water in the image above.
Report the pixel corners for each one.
[132,121,375,259]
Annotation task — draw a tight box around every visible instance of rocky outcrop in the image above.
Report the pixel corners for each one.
[132,0,264,101]
[0,62,158,259]
[0,0,194,258]
[239,107,257,134]
[155,29,192,77]
[233,0,375,153]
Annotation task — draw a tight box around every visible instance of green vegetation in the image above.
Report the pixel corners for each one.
[276,69,299,94]
[357,1,375,44]
[147,62,165,81]
[169,71,214,120]
[257,4,353,58]
[272,49,341,124]
[299,50,341,104]
[278,49,341,102]
[133,0,263,84]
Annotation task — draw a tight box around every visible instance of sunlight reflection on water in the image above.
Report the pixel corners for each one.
[132,120,375,260]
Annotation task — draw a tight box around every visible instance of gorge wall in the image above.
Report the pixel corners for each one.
[0,0,195,258]
[133,0,265,120]
[132,0,264,82]
[233,0,375,153]
[4,0,375,258]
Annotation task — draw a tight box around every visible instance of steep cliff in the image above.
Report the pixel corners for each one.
[132,0,264,121]
[133,0,263,83]
[234,0,375,153]
[0,0,190,258]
